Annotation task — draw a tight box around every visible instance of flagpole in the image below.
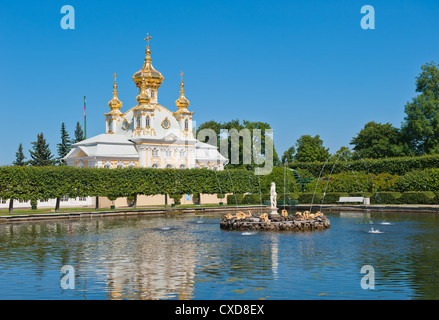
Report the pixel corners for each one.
[84,96,87,140]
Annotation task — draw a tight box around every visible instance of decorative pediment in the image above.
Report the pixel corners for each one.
[164,133,178,141]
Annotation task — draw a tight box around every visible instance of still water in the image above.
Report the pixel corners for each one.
[0,210,439,300]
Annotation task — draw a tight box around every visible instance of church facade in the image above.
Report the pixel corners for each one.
[63,36,227,170]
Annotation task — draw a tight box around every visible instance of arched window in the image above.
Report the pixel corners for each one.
[166,164,173,169]
[180,164,186,169]
[151,163,159,168]
[166,149,172,158]
[146,115,150,128]
[108,120,112,132]
[136,116,141,128]
[151,90,155,98]
[184,119,189,130]
[152,148,159,158]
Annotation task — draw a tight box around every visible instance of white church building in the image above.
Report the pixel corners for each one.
[64,35,227,171]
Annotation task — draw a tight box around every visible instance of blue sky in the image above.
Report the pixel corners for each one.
[1,0,438,165]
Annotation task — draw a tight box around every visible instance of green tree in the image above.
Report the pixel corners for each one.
[415,61,439,98]
[294,135,330,163]
[196,119,280,169]
[57,123,72,165]
[331,146,354,162]
[401,62,439,155]
[73,121,85,143]
[281,145,295,164]
[28,133,56,166]
[12,143,26,166]
[350,121,407,159]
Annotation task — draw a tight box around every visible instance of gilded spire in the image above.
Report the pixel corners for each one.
[144,33,152,64]
[108,72,122,113]
[175,71,190,109]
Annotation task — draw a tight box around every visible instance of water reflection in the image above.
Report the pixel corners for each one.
[1,211,439,299]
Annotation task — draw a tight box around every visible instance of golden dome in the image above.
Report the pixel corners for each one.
[136,77,151,106]
[133,34,164,89]
[107,73,123,115]
[175,71,191,111]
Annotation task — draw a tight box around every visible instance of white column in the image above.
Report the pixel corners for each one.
[139,146,147,168]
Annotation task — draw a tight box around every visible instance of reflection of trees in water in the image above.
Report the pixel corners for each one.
[0,216,197,300]
[402,215,439,299]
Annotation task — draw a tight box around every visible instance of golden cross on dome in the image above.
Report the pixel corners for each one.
[113,72,117,83]
[180,71,184,82]
[144,33,151,47]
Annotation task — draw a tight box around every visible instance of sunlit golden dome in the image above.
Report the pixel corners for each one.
[133,34,164,89]
[175,71,191,113]
[107,72,123,115]
[136,77,150,106]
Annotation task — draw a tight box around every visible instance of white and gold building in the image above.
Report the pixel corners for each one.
[64,36,227,170]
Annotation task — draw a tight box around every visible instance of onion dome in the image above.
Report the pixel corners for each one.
[107,73,123,115]
[132,34,164,89]
[136,77,150,106]
[175,71,191,113]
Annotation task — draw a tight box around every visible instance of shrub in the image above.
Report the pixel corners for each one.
[394,169,439,192]
[277,193,299,201]
[349,192,374,198]
[298,192,323,204]
[227,194,244,205]
[397,191,436,204]
[242,193,261,205]
[370,192,402,204]
[304,171,375,193]
[321,192,350,204]
[169,194,183,203]
[290,154,439,176]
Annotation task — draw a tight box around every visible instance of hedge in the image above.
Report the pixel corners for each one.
[227,191,439,205]
[290,154,439,176]
[298,192,323,205]
[321,192,350,204]
[1,166,292,211]
[394,169,439,192]
[304,172,399,193]
[370,192,402,204]
[397,191,436,204]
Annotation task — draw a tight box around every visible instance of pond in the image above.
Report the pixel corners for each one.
[0,210,439,300]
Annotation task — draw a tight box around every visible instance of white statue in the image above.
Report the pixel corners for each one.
[270,182,277,208]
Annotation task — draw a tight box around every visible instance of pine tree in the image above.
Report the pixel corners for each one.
[12,143,26,166]
[57,123,72,165]
[73,121,84,143]
[28,133,56,166]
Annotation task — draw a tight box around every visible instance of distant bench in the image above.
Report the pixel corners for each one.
[337,197,364,204]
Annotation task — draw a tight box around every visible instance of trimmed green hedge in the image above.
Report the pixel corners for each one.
[370,192,402,204]
[278,193,300,201]
[298,192,323,204]
[397,191,436,204]
[290,154,439,176]
[321,192,350,204]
